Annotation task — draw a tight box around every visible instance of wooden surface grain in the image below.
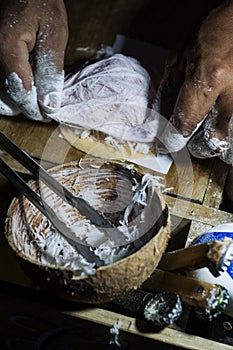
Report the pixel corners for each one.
[0,116,83,172]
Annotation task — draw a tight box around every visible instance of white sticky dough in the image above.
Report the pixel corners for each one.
[188,107,231,160]
[5,72,45,121]
[158,119,205,153]
[1,50,64,120]
[0,89,20,116]
[205,136,229,151]
[35,50,65,113]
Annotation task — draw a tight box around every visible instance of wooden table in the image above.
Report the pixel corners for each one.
[1,114,233,349]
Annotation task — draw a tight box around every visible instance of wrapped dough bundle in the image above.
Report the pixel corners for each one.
[54,53,160,159]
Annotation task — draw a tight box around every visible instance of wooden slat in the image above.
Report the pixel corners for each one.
[0,116,84,172]
[203,157,230,208]
[65,308,233,350]
[164,154,215,204]
[165,194,233,226]
[0,285,231,350]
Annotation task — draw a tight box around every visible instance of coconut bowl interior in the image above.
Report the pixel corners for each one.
[5,159,170,304]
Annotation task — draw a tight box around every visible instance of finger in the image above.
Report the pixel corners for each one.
[188,114,233,164]
[187,129,217,159]
[158,77,220,153]
[205,89,233,143]
[33,3,68,116]
[1,39,45,121]
[217,92,233,165]
[188,89,233,162]
[205,89,233,163]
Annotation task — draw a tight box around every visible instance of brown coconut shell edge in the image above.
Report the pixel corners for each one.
[5,178,170,305]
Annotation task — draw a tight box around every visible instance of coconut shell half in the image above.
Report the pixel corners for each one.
[5,159,170,304]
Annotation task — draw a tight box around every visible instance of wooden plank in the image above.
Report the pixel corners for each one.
[0,284,230,350]
[165,195,233,226]
[164,154,215,204]
[203,157,230,209]
[65,308,233,350]
[0,116,84,172]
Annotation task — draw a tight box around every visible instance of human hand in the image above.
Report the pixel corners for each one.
[157,1,233,164]
[0,0,68,121]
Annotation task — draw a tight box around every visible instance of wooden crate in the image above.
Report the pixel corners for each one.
[1,116,233,349]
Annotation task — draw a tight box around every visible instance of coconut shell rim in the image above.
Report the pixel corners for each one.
[4,160,170,302]
[5,193,169,280]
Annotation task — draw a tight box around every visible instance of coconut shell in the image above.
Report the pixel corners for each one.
[5,160,170,304]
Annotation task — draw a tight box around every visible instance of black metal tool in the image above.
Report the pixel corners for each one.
[0,131,116,229]
[0,131,120,266]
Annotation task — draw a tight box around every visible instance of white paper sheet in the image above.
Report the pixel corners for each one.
[130,154,172,174]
